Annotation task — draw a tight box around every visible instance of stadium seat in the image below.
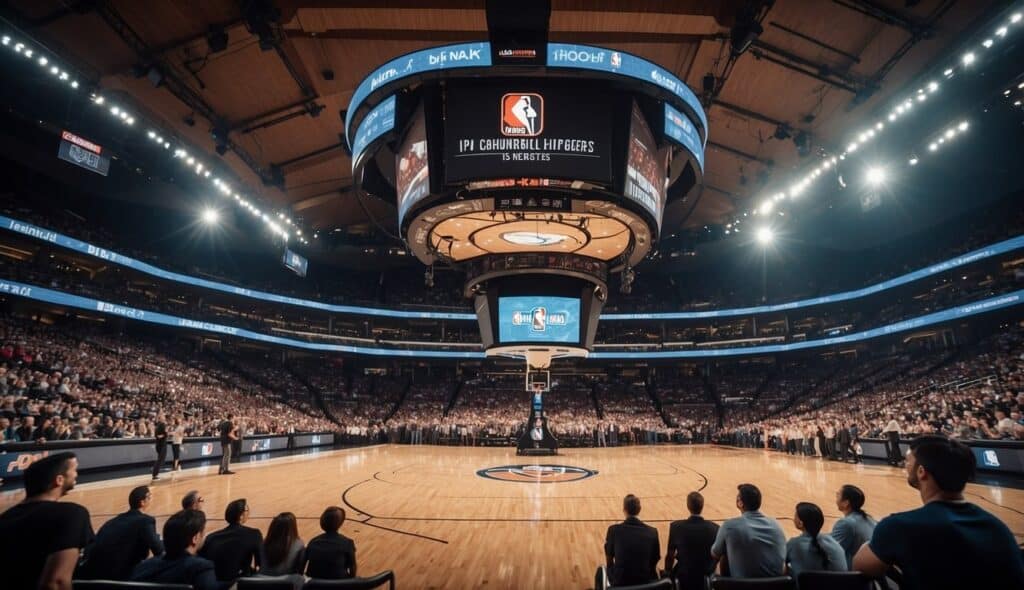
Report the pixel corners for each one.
[238,575,305,589]
[594,566,675,589]
[796,571,872,590]
[73,582,192,590]
[707,576,796,590]
[303,570,396,590]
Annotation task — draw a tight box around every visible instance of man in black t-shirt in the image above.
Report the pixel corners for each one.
[218,414,236,475]
[0,452,95,589]
[152,413,168,480]
[305,506,357,579]
[853,435,1024,589]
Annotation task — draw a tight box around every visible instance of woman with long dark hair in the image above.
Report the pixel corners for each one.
[786,502,847,580]
[830,484,876,569]
[261,512,305,576]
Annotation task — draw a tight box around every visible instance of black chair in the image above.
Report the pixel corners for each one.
[304,570,396,590]
[238,575,305,590]
[73,582,192,590]
[797,571,872,590]
[708,576,796,590]
[614,579,675,590]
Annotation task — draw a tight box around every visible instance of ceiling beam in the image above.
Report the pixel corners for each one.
[712,99,788,128]
[275,142,345,171]
[830,0,930,34]
[707,141,770,165]
[767,22,861,63]
[283,28,723,45]
[290,188,352,212]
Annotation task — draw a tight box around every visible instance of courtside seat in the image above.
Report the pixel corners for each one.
[238,575,305,589]
[706,575,796,590]
[303,570,396,590]
[595,565,676,589]
[797,571,873,590]
[73,582,192,590]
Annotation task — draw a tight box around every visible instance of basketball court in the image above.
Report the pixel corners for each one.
[5,445,1021,589]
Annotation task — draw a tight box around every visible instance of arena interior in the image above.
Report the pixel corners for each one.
[1,1,1024,589]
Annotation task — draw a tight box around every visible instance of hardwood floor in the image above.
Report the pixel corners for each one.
[3,444,1022,589]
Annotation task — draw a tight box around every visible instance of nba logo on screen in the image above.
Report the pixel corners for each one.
[501,93,543,137]
[531,307,547,331]
[982,450,1000,467]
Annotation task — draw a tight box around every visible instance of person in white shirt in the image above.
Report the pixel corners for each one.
[170,418,185,471]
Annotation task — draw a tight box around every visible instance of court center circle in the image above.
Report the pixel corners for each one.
[476,464,598,483]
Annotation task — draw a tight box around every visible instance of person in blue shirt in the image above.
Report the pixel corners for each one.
[853,434,1024,589]
[786,502,846,580]
[131,509,229,590]
[830,484,875,570]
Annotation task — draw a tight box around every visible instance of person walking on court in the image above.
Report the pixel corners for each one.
[152,413,168,480]
[219,414,237,475]
[171,416,186,471]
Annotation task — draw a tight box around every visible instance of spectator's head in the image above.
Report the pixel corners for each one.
[264,512,300,568]
[320,506,346,533]
[623,494,641,517]
[128,485,152,511]
[736,483,762,512]
[907,435,975,499]
[24,452,78,498]
[181,490,204,511]
[836,484,868,517]
[163,510,207,558]
[225,498,249,525]
[794,502,824,536]
[686,491,704,516]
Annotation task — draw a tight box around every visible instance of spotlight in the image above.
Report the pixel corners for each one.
[927,81,938,92]
[38,56,47,66]
[996,27,1007,37]
[865,167,886,186]
[23,49,32,58]
[957,121,968,131]
[1,36,9,45]
[929,143,938,151]
[962,52,976,65]
[50,66,59,75]
[982,39,993,48]
[70,81,78,89]
[201,208,220,224]
[1012,13,1022,23]
[944,129,955,139]
[759,200,774,215]
[756,227,773,245]
[909,156,919,166]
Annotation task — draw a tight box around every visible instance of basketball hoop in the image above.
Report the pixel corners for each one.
[485,344,589,370]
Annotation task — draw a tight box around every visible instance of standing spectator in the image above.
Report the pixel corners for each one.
[218,414,236,475]
[260,512,305,576]
[830,485,875,570]
[304,506,357,579]
[199,498,263,581]
[882,417,902,466]
[711,483,786,578]
[171,416,185,471]
[78,485,164,580]
[665,491,720,590]
[604,494,660,586]
[152,413,167,480]
[131,509,226,590]
[785,502,847,578]
[853,435,1024,588]
[0,452,94,590]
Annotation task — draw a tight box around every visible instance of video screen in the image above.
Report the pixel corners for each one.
[282,248,308,277]
[396,103,431,225]
[498,296,580,343]
[624,101,668,229]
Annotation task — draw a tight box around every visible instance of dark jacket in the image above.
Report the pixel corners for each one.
[666,516,720,590]
[605,516,661,586]
[304,531,357,579]
[131,554,227,590]
[78,509,164,580]
[198,523,263,581]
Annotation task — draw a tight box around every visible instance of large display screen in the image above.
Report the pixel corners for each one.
[282,248,308,277]
[498,296,581,343]
[624,101,669,228]
[351,94,396,173]
[444,82,612,185]
[664,103,705,172]
[396,103,431,225]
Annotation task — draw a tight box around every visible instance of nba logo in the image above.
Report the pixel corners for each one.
[200,443,214,457]
[982,450,1000,467]
[501,93,543,137]
[611,52,621,68]
[531,307,547,331]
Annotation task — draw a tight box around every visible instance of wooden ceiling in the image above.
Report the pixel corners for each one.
[7,0,996,236]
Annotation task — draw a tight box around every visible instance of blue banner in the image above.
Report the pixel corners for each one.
[2,215,1023,323]
[0,278,1020,360]
[664,103,705,172]
[498,296,581,344]
[345,42,492,147]
[547,43,708,138]
[351,94,396,173]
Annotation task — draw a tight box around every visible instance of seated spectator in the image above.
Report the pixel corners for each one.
[853,435,1024,588]
[830,484,875,569]
[665,491,719,590]
[305,506,357,579]
[260,512,305,576]
[199,498,263,581]
[604,494,660,586]
[182,489,205,511]
[77,485,164,580]
[711,483,786,578]
[0,452,94,590]
[786,502,846,578]
[131,509,226,590]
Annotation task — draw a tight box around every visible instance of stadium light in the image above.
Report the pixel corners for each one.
[865,166,886,186]
[756,227,774,245]
[201,208,220,225]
